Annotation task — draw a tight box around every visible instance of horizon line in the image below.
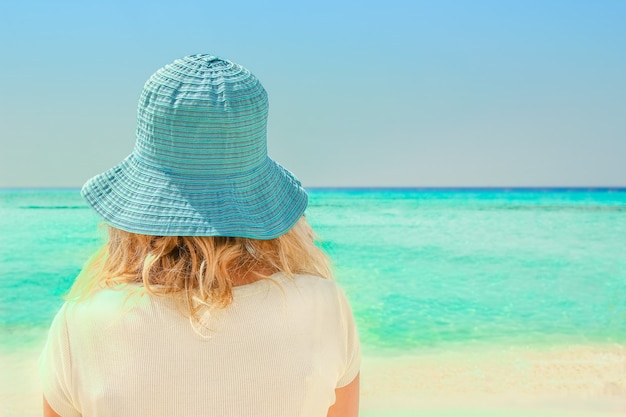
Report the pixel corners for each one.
[2,186,626,192]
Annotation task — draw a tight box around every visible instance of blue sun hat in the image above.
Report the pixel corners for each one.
[81,54,308,239]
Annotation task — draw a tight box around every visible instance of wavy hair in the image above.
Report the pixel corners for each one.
[68,217,332,319]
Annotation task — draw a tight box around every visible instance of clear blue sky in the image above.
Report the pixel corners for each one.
[1,0,625,187]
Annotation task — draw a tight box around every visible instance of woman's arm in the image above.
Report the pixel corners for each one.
[327,373,360,417]
[43,396,61,417]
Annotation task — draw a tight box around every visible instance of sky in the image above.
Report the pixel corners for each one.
[0,0,625,188]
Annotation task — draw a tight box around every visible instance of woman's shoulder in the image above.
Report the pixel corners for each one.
[64,286,151,322]
[276,274,351,310]
[282,273,341,294]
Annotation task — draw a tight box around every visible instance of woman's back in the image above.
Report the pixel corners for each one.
[41,274,360,417]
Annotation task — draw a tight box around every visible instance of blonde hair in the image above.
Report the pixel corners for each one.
[68,217,331,319]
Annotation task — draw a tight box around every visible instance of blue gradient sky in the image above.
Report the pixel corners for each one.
[1,0,625,187]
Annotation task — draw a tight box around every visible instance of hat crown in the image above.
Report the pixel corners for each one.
[134,54,269,176]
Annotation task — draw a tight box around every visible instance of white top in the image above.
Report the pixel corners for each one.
[39,274,360,417]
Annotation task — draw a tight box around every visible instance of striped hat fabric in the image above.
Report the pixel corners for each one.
[81,54,308,239]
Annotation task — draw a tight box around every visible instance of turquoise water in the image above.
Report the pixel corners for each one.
[1,189,625,352]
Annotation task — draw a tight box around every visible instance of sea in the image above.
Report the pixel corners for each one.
[1,188,625,416]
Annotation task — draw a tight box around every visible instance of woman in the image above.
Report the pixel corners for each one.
[40,54,360,417]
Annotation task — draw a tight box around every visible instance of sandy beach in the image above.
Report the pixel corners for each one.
[3,342,624,417]
[360,343,626,416]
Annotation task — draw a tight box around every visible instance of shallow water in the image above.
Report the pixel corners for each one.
[308,189,626,351]
[2,188,626,349]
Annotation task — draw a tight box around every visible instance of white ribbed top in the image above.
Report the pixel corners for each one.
[39,274,360,417]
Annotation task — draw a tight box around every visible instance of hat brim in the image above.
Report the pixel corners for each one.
[81,153,308,239]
